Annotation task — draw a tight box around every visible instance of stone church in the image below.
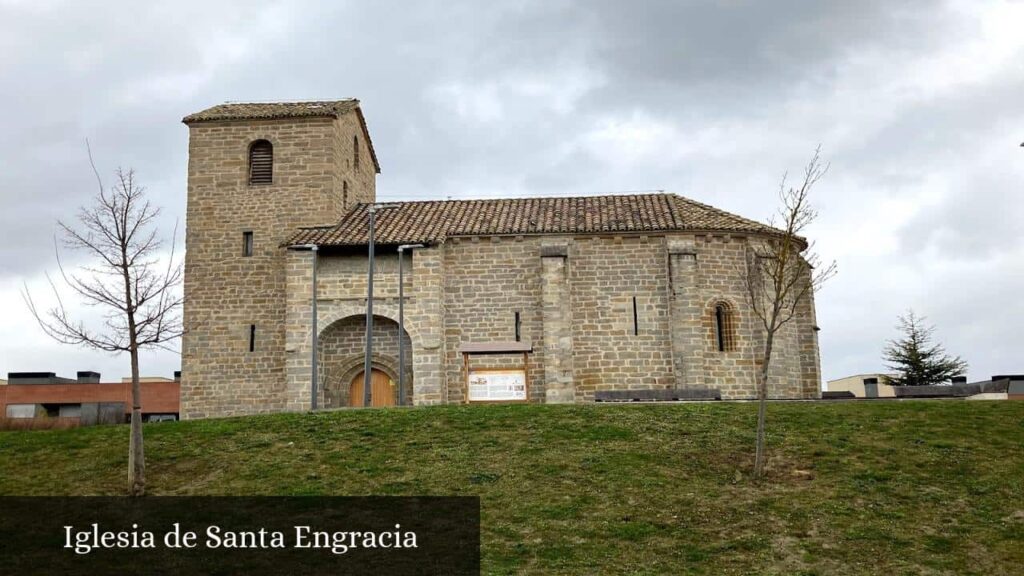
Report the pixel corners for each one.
[180,99,821,419]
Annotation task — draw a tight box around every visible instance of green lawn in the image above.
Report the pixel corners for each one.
[2,401,1023,575]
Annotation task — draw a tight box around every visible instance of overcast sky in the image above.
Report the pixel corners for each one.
[1,0,1021,385]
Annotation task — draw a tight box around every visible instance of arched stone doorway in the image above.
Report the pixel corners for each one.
[318,314,412,408]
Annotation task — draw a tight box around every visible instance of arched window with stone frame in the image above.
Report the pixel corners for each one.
[711,300,738,352]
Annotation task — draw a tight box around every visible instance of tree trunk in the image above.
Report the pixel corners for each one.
[753,329,775,479]
[127,333,145,496]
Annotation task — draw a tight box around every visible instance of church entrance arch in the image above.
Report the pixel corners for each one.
[318,314,412,407]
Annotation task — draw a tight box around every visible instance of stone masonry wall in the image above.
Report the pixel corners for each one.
[182,114,375,419]
[280,233,821,409]
[541,241,574,403]
[570,236,675,401]
[332,113,377,209]
[442,237,545,403]
[284,246,447,410]
[691,234,760,398]
[798,284,822,398]
[681,233,813,399]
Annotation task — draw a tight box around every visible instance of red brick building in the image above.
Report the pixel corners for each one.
[1,372,180,426]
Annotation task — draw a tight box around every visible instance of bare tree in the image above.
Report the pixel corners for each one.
[23,154,182,496]
[745,146,837,479]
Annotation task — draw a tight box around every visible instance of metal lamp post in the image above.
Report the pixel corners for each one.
[397,243,424,406]
[363,203,401,407]
[310,245,319,410]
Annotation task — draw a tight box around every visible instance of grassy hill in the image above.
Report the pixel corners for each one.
[2,401,1023,575]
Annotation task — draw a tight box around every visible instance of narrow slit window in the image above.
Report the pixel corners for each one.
[632,296,639,336]
[343,180,349,206]
[248,324,256,352]
[242,231,254,257]
[353,135,360,169]
[248,140,273,185]
[514,311,521,342]
[715,306,726,351]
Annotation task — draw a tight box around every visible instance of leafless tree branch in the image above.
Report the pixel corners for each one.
[745,145,837,479]
[22,153,182,496]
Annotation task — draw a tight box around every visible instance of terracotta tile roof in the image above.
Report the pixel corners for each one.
[285,193,781,247]
[182,100,360,123]
[182,100,381,173]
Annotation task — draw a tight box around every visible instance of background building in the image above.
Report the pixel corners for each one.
[826,373,896,398]
[1,371,180,426]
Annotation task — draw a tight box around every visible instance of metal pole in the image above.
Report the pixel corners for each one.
[363,207,376,407]
[310,245,319,410]
[362,203,401,408]
[397,243,424,406]
[398,246,405,406]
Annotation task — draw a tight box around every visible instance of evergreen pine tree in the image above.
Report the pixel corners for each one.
[883,310,968,386]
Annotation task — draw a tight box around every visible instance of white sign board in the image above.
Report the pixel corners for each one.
[468,369,526,401]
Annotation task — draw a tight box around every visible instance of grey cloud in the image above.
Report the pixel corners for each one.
[1,0,1021,382]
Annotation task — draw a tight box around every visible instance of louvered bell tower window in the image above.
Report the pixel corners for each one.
[248,140,273,185]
